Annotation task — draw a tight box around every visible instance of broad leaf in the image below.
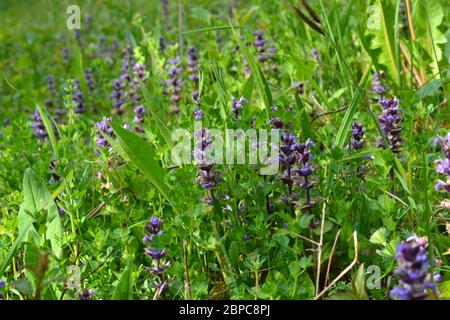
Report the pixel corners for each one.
[109,121,173,208]
[111,260,134,300]
[366,0,399,85]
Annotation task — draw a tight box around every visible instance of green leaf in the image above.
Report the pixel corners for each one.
[369,227,388,245]
[111,260,134,300]
[138,80,173,148]
[417,79,443,99]
[242,74,254,104]
[37,105,58,157]
[210,64,228,119]
[295,94,313,140]
[352,264,368,300]
[413,0,447,76]
[18,169,63,258]
[297,271,315,298]
[0,221,32,275]
[366,0,399,85]
[12,278,34,296]
[438,281,450,299]
[108,122,174,209]
[333,64,371,148]
[288,261,301,278]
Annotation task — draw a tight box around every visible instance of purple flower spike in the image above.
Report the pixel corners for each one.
[434,132,450,193]
[193,129,221,193]
[351,122,365,150]
[311,48,320,63]
[84,68,96,93]
[269,118,284,129]
[187,46,200,83]
[31,108,48,140]
[95,117,114,148]
[391,236,439,300]
[377,97,403,154]
[143,216,170,295]
[167,56,183,110]
[193,108,204,120]
[78,289,97,300]
[72,79,85,114]
[231,96,248,120]
[110,78,126,116]
[371,71,386,96]
[134,105,146,132]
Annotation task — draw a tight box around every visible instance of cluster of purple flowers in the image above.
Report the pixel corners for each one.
[109,47,134,116]
[77,288,97,300]
[253,31,277,71]
[134,105,146,132]
[45,75,65,119]
[143,217,170,296]
[192,90,203,120]
[31,108,48,140]
[391,236,440,300]
[351,122,366,150]
[167,57,183,110]
[160,0,169,26]
[45,75,57,109]
[110,79,126,116]
[159,36,166,53]
[0,279,6,300]
[129,63,148,131]
[95,117,114,149]
[231,96,248,120]
[130,63,146,104]
[254,31,270,62]
[61,47,69,65]
[187,46,200,83]
[121,46,133,84]
[270,118,315,213]
[193,128,221,198]
[311,48,320,63]
[73,79,85,114]
[377,98,403,154]
[399,0,408,36]
[434,133,450,192]
[372,71,386,96]
[84,68,96,94]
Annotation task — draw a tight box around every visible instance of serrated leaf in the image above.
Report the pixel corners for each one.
[366,1,399,85]
[413,0,447,76]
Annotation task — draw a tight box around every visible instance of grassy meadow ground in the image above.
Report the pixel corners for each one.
[0,0,449,300]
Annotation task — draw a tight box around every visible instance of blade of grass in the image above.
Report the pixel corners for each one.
[333,64,371,148]
[37,105,59,157]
